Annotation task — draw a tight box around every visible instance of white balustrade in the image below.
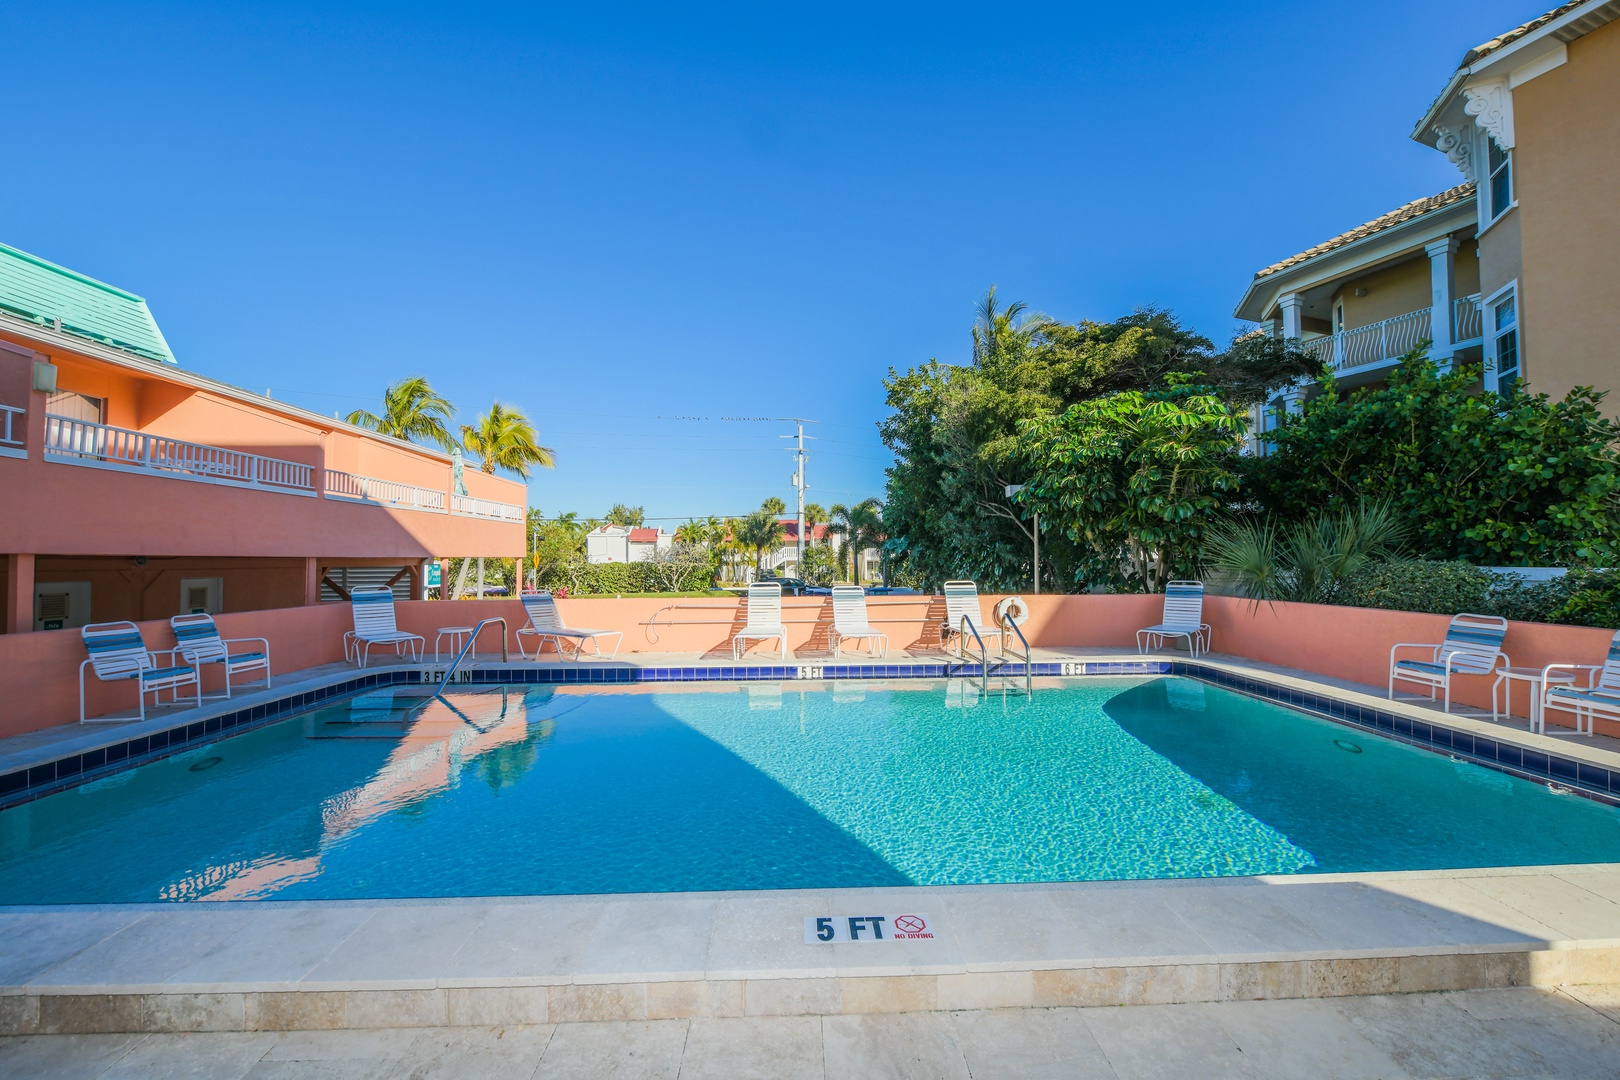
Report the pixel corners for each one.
[326,469,447,512]
[1453,294,1483,344]
[1303,308,1434,373]
[43,415,315,492]
[451,494,526,522]
[0,403,23,448]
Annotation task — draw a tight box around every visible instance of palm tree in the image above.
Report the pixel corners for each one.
[829,499,884,586]
[971,286,1051,365]
[761,496,787,516]
[736,511,785,577]
[346,377,457,451]
[803,503,827,543]
[461,403,556,478]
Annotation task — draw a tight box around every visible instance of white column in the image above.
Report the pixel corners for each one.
[1278,294,1305,341]
[1426,237,1459,371]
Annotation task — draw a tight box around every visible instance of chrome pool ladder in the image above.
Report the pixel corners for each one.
[431,616,508,699]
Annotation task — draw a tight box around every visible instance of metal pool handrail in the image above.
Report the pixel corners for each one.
[432,617,508,699]
[1000,612,1033,697]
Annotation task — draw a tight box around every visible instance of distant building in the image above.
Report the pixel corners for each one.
[586,524,673,563]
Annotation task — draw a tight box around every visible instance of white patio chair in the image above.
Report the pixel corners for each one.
[170,613,272,700]
[942,580,1003,658]
[1136,580,1212,657]
[733,582,788,660]
[80,621,200,723]
[345,586,424,668]
[516,591,623,660]
[831,585,888,658]
[1540,629,1620,736]
[1388,612,1509,713]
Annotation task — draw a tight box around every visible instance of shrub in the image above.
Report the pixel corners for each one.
[798,544,840,587]
[537,556,713,596]
[1339,559,1494,616]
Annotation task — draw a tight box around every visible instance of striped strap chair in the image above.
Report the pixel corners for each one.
[170,613,272,700]
[80,621,200,723]
[516,591,623,660]
[733,582,789,660]
[1539,629,1620,737]
[346,586,424,668]
[943,581,1003,658]
[1389,613,1510,713]
[1137,581,1212,658]
[831,585,888,658]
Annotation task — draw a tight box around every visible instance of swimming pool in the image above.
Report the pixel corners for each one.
[2,676,1618,903]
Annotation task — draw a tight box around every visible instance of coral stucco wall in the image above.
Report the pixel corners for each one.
[1,592,1614,739]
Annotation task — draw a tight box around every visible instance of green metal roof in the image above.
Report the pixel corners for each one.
[0,242,175,363]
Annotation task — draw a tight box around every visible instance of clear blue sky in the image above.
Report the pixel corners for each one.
[6,0,1535,522]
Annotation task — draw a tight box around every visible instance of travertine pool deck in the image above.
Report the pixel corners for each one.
[5,866,1620,1033]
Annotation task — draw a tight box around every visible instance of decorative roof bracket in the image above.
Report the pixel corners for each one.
[1462,79,1514,150]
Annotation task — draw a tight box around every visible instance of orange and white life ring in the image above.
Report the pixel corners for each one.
[993,596,1030,626]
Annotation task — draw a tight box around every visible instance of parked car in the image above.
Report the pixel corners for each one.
[756,573,812,596]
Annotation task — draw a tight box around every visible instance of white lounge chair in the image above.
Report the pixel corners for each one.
[1389,612,1509,713]
[170,613,272,700]
[80,621,200,723]
[943,581,1003,658]
[1539,629,1620,736]
[733,582,788,660]
[831,585,888,658]
[1136,580,1212,657]
[345,586,424,668]
[517,591,623,660]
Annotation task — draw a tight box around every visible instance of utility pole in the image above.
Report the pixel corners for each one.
[779,419,816,571]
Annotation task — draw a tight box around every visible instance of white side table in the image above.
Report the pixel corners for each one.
[1492,667,1576,734]
[435,626,476,663]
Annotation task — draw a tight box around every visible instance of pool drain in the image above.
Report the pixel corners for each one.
[1333,739,1363,754]
[189,756,223,772]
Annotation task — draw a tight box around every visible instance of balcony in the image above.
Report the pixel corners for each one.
[326,469,447,513]
[43,416,316,495]
[1300,294,1483,374]
[0,403,23,459]
[452,494,526,522]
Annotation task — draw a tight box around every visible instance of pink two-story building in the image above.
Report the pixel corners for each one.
[0,242,526,635]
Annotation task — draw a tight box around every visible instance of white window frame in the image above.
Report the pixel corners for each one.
[1477,130,1517,234]
[1481,279,1520,393]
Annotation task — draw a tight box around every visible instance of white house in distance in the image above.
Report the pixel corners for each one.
[763,520,882,582]
[586,524,673,564]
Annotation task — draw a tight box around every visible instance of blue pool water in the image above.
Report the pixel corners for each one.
[3,677,1620,903]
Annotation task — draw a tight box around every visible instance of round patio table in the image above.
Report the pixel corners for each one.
[1492,666,1576,734]
[435,626,476,664]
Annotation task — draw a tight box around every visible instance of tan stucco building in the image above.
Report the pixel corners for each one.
[1236,0,1620,431]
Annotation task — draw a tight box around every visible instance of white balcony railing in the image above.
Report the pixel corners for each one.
[1453,293,1483,343]
[43,415,315,493]
[325,469,448,512]
[1300,308,1433,373]
[452,494,525,522]
[1,403,23,448]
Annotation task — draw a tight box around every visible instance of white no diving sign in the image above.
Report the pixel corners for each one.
[804,914,935,943]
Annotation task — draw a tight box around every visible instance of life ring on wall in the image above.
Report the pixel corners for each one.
[993,596,1030,626]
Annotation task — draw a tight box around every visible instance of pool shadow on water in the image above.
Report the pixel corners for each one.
[1101,679,1620,875]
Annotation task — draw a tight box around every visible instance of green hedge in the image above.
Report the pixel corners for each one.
[537,559,715,596]
[1339,559,1620,629]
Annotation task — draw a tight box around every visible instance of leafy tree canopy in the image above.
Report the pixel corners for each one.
[1244,356,1620,566]
[880,290,1311,591]
[606,504,646,527]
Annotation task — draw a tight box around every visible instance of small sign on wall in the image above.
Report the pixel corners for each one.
[803,914,935,943]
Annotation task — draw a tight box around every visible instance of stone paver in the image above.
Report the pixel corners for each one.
[5,986,1620,1078]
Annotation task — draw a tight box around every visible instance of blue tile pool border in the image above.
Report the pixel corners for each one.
[4,656,1619,810]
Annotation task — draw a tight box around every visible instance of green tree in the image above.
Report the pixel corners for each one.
[881,294,1312,592]
[760,496,787,516]
[461,403,556,478]
[829,499,884,586]
[606,504,646,527]
[803,503,827,539]
[1015,381,1244,593]
[346,377,457,451]
[735,511,785,574]
[1245,356,1620,565]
